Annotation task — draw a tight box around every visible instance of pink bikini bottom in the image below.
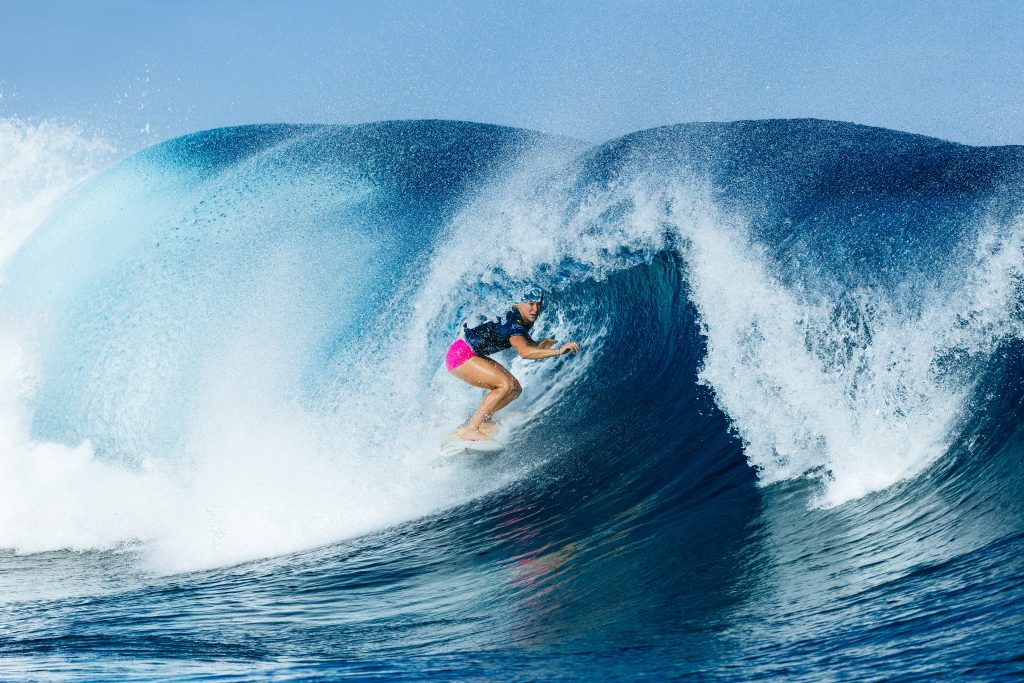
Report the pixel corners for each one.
[444,338,476,371]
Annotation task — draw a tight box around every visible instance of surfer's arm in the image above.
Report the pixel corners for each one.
[509,335,578,359]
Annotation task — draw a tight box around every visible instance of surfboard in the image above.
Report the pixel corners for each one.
[440,437,506,457]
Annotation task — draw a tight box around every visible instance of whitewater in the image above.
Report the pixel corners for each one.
[1,116,1022,680]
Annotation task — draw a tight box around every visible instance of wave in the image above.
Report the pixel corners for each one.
[2,116,1024,679]
[0,117,1022,575]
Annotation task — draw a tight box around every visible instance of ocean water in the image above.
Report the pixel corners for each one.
[1,117,1022,680]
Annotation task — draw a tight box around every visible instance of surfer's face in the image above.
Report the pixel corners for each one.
[518,301,542,324]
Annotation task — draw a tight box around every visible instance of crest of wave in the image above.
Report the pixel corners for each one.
[0,118,119,268]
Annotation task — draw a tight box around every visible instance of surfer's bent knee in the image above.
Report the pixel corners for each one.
[495,374,520,394]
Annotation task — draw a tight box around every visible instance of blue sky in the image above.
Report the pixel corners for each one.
[1,0,1022,148]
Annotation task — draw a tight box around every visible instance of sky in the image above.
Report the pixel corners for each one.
[1,0,1023,149]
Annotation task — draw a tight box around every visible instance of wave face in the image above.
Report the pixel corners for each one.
[1,118,1023,680]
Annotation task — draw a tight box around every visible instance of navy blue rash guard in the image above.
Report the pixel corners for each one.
[464,308,535,356]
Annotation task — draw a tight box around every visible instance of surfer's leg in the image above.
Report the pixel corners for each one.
[489,381,522,414]
[451,356,521,438]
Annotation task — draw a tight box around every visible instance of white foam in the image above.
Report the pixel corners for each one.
[679,195,1024,506]
[0,335,171,555]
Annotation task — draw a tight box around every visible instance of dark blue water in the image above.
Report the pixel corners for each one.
[1,119,1023,680]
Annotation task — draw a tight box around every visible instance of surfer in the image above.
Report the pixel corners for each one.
[444,292,579,441]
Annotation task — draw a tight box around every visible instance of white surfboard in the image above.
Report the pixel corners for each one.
[440,438,507,457]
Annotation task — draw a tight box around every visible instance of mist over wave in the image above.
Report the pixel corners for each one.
[0,118,118,267]
[1,117,1023,680]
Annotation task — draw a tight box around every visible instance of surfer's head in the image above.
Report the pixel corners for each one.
[517,289,543,325]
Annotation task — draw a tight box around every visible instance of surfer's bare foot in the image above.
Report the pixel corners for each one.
[457,427,491,441]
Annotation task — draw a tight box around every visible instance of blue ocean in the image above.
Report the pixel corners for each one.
[1,118,1022,680]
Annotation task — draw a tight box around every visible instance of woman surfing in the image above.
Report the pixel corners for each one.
[444,291,580,441]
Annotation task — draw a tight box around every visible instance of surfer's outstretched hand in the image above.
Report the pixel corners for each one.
[559,342,580,355]
[538,338,557,349]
